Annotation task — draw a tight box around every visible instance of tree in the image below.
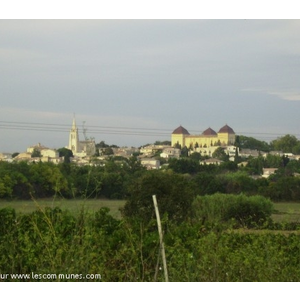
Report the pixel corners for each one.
[57,147,73,163]
[180,146,189,157]
[154,140,171,146]
[270,134,299,153]
[122,171,196,223]
[212,147,228,161]
[103,147,114,155]
[168,158,199,174]
[31,149,41,158]
[12,152,19,158]
[96,141,109,148]
[235,135,270,152]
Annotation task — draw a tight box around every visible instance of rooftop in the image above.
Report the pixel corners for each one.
[172,125,190,135]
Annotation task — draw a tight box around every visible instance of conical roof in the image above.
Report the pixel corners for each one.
[172,125,190,135]
[218,124,235,134]
[202,127,217,135]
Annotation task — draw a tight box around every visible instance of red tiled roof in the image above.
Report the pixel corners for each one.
[218,124,235,134]
[172,125,190,135]
[202,127,217,135]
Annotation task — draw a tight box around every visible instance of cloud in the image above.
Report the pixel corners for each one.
[267,91,300,101]
[241,88,300,101]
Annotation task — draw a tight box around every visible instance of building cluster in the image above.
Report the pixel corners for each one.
[1,120,300,177]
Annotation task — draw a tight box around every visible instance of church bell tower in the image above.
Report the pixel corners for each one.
[68,116,79,154]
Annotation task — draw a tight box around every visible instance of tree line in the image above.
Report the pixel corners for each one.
[1,151,300,203]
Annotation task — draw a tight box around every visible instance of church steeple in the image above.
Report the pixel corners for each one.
[68,115,79,154]
[72,114,76,130]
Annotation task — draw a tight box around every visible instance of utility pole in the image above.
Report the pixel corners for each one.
[152,195,169,282]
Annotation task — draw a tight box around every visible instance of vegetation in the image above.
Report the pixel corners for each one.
[192,193,274,227]
[2,133,300,281]
[1,202,300,282]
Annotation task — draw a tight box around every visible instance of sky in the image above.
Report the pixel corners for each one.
[1,17,300,153]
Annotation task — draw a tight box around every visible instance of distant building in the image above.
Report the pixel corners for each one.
[140,158,160,170]
[239,149,265,158]
[262,168,278,178]
[160,147,181,159]
[200,158,224,165]
[172,124,236,149]
[0,153,13,162]
[68,116,96,157]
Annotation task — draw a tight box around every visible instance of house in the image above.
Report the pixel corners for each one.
[262,168,278,178]
[0,153,12,162]
[14,152,32,161]
[200,158,223,165]
[239,149,265,158]
[140,158,160,170]
[160,147,181,159]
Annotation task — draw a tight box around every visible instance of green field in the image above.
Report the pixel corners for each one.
[1,199,300,223]
[272,202,300,223]
[0,198,126,219]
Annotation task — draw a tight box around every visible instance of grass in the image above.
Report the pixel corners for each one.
[1,199,300,223]
[0,198,126,219]
[272,202,300,223]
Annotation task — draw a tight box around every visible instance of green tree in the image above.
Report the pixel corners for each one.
[103,148,114,155]
[154,140,171,146]
[11,152,19,158]
[123,171,196,223]
[212,147,228,161]
[31,149,41,158]
[235,135,270,152]
[96,141,110,148]
[57,147,73,163]
[180,146,189,157]
[168,158,199,174]
[270,134,299,153]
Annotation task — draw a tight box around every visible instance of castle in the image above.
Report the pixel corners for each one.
[171,124,236,149]
[68,117,96,156]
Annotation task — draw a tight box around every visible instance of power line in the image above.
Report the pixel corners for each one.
[0,120,299,141]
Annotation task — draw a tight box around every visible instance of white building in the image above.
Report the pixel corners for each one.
[140,158,160,170]
[68,117,96,157]
[160,147,181,159]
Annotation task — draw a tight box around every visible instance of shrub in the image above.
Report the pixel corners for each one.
[192,193,274,227]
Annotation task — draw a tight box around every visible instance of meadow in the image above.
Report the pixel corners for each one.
[1,198,300,222]
[0,198,126,219]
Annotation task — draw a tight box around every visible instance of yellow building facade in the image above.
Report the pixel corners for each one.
[172,124,236,149]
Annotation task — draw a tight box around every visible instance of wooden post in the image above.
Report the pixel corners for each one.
[152,195,169,282]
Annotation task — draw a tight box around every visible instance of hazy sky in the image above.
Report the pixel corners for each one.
[1,19,300,152]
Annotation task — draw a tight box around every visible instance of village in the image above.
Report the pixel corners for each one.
[1,117,300,180]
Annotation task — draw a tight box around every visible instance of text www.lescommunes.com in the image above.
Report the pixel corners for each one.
[1,272,101,280]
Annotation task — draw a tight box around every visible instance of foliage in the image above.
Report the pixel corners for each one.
[122,171,196,223]
[31,149,41,158]
[192,193,274,227]
[154,141,171,146]
[57,148,73,163]
[168,158,199,174]
[235,135,270,152]
[212,147,228,161]
[12,152,19,158]
[261,176,300,202]
[1,206,300,282]
[270,134,300,154]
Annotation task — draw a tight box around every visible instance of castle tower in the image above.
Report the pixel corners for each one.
[68,116,80,154]
[171,125,190,148]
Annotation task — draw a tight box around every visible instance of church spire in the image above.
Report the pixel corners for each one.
[72,113,76,130]
[69,114,79,154]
